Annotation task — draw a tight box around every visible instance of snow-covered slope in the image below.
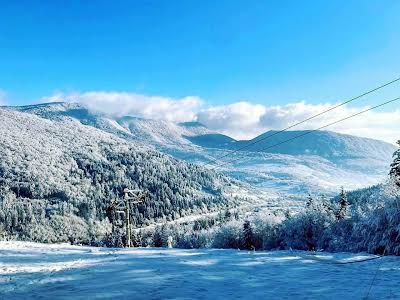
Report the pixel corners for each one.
[0,107,252,243]
[205,131,396,194]
[12,102,214,149]
[1,241,398,300]
[116,116,213,147]
[10,102,397,196]
[236,130,395,161]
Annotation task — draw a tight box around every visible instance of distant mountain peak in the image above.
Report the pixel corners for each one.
[178,121,208,128]
[239,129,396,160]
[15,101,84,111]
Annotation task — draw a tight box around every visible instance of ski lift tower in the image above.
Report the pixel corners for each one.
[110,188,145,247]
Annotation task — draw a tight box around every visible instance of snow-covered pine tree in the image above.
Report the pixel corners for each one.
[389,140,400,187]
[336,187,348,220]
[160,224,170,247]
[224,209,232,220]
[131,231,140,247]
[153,226,163,247]
[306,193,314,208]
[137,230,143,247]
[284,209,291,219]
[243,220,254,250]
[106,228,124,247]
[320,194,333,215]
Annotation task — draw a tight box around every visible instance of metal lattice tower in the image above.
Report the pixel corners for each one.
[108,188,145,247]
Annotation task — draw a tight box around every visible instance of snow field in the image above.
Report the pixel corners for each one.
[1,242,399,299]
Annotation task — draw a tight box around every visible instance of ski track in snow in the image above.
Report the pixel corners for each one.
[1,242,399,299]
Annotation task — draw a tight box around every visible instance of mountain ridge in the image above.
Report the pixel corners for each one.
[0,106,254,243]
[9,101,396,151]
[5,102,396,195]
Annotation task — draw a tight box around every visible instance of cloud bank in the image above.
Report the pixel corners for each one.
[41,91,400,144]
[42,92,202,123]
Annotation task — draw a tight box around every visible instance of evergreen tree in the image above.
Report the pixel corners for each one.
[320,194,333,214]
[153,226,163,247]
[336,187,348,220]
[306,193,313,208]
[243,220,254,250]
[137,230,143,247]
[106,228,124,248]
[224,210,232,220]
[131,231,140,247]
[160,224,170,247]
[389,140,400,187]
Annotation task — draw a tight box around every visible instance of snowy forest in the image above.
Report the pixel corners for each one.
[0,108,243,244]
[0,106,400,256]
[128,145,400,255]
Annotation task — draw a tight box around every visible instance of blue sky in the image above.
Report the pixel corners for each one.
[1,0,399,107]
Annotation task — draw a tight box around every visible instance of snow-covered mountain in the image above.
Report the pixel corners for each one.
[12,102,213,148]
[116,116,212,147]
[190,130,396,195]
[0,106,255,243]
[9,102,397,196]
[191,130,394,161]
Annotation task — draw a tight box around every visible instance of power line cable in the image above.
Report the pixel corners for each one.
[208,96,400,170]
[364,249,386,299]
[203,77,400,168]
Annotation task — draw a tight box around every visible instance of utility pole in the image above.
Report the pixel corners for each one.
[124,189,131,248]
[109,188,145,248]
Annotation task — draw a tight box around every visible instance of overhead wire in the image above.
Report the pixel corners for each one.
[208,96,400,170]
[202,77,400,168]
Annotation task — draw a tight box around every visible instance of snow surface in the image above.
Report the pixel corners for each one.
[1,242,399,299]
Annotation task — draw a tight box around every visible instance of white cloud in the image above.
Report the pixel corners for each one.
[41,91,202,123]
[197,102,267,139]
[198,101,400,144]
[40,91,400,144]
[258,102,400,145]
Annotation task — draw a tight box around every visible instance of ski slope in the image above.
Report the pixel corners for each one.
[1,242,399,299]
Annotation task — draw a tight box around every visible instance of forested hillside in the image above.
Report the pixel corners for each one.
[1,105,399,255]
[12,102,214,149]
[13,102,396,196]
[135,142,400,254]
[0,108,244,244]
